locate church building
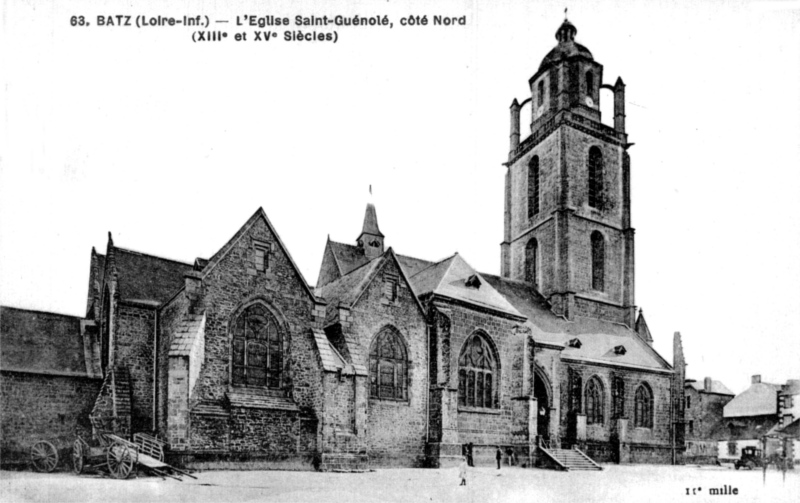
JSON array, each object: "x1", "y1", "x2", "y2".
[{"x1": 0, "y1": 19, "x2": 686, "y2": 471}]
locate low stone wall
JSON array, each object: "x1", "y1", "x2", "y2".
[
  {"x1": 167, "y1": 450, "x2": 318, "y2": 471},
  {"x1": 0, "y1": 371, "x2": 101, "y2": 469}
]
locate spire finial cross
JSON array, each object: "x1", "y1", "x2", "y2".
[{"x1": 564, "y1": 7, "x2": 568, "y2": 21}]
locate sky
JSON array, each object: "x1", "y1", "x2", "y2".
[{"x1": 1, "y1": 0, "x2": 799, "y2": 394}]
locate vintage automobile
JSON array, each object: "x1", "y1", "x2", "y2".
[{"x1": 734, "y1": 446, "x2": 764, "y2": 470}]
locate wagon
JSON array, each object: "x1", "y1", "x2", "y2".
[{"x1": 70, "y1": 416, "x2": 195, "y2": 480}]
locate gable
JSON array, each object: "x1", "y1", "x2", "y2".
[
  {"x1": 315, "y1": 249, "x2": 426, "y2": 317},
  {"x1": 350, "y1": 250, "x2": 426, "y2": 317},
  {"x1": 200, "y1": 208, "x2": 315, "y2": 302}
]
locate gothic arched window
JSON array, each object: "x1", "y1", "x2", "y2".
[
  {"x1": 525, "y1": 238, "x2": 538, "y2": 287},
  {"x1": 588, "y1": 146, "x2": 603, "y2": 209},
  {"x1": 231, "y1": 303, "x2": 282, "y2": 388},
  {"x1": 585, "y1": 376, "x2": 604, "y2": 424},
  {"x1": 634, "y1": 383, "x2": 654, "y2": 428},
  {"x1": 528, "y1": 156, "x2": 540, "y2": 218},
  {"x1": 591, "y1": 231, "x2": 605, "y2": 292},
  {"x1": 586, "y1": 71, "x2": 594, "y2": 96},
  {"x1": 458, "y1": 333, "x2": 497, "y2": 409},
  {"x1": 369, "y1": 327, "x2": 408, "y2": 400}
]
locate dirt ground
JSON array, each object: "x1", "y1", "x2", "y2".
[{"x1": 1, "y1": 464, "x2": 798, "y2": 503}]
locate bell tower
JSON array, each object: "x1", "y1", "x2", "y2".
[{"x1": 501, "y1": 18, "x2": 635, "y2": 327}]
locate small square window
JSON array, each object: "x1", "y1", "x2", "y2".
[{"x1": 255, "y1": 246, "x2": 269, "y2": 272}]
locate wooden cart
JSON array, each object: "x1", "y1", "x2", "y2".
[{"x1": 71, "y1": 417, "x2": 195, "y2": 480}]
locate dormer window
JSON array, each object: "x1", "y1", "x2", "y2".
[
  {"x1": 465, "y1": 274, "x2": 481, "y2": 289},
  {"x1": 568, "y1": 338, "x2": 582, "y2": 349},
  {"x1": 614, "y1": 345, "x2": 627, "y2": 355}
]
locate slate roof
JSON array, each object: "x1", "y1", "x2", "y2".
[
  {"x1": 724, "y1": 382, "x2": 783, "y2": 418},
  {"x1": 482, "y1": 274, "x2": 671, "y2": 371},
  {"x1": 327, "y1": 240, "x2": 435, "y2": 279},
  {"x1": 316, "y1": 256, "x2": 383, "y2": 307},
  {"x1": 410, "y1": 254, "x2": 524, "y2": 319},
  {"x1": 396, "y1": 254, "x2": 434, "y2": 277},
  {"x1": 0, "y1": 306, "x2": 90, "y2": 376},
  {"x1": 114, "y1": 248, "x2": 192, "y2": 303},
  {"x1": 775, "y1": 418, "x2": 800, "y2": 438},
  {"x1": 168, "y1": 313, "x2": 205, "y2": 356},
  {"x1": 328, "y1": 241, "x2": 372, "y2": 277},
  {"x1": 686, "y1": 378, "x2": 735, "y2": 396},
  {"x1": 311, "y1": 328, "x2": 346, "y2": 372}
]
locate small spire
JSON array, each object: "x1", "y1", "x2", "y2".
[
  {"x1": 361, "y1": 203, "x2": 383, "y2": 238},
  {"x1": 565, "y1": 7, "x2": 568, "y2": 21},
  {"x1": 107, "y1": 231, "x2": 114, "y2": 246}
]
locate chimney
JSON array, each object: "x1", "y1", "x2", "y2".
[
  {"x1": 751, "y1": 374, "x2": 761, "y2": 384},
  {"x1": 704, "y1": 377, "x2": 712, "y2": 392}
]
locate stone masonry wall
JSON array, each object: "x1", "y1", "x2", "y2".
[
  {"x1": 171, "y1": 215, "x2": 320, "y2": 463},
  {"x1": 157, "y1": 291, "x2": 188, "y2": 438},
  {"x1": 442, "y1": 302, "x2": 528, "y2": 449},
  {"x1": 348, "y1": 258, "x2": 428, "y2": 467},
  {"x1": 558, "y1": 360, "x2": 673, "y2": 457},
  {"x1": 0, "y1": 371, "x2": 101, "y2": 468},
  {"x1": 115, "y1": 302, "x2": 156, "y2": 432}
]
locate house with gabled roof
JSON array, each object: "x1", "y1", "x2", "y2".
[
  {"x1": 682, "y1": 377, "x2": 735, "y2": 464},
  {"x1": 1, "y1": 18, "x2": 688, "y2": 471}
]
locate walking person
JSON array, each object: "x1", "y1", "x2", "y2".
[
  {"x1": 496, "y1": 446, "x2": 502, "y2": 469},
  {"x1": 459, "y1": 457, "x2": 467, "y2": 486}
]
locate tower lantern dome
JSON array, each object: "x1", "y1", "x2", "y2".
[
  {"x1": 555, "y1": 18, "x2": 577, "y2": 42},
  {"x1": 538, "y1": 19, "x2": 594, "y2": 72}
]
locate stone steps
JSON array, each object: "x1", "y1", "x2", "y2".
[{"x1": 541, "y1": 447, "x2": 602, "y2": 471}]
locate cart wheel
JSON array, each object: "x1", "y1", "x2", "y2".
[
  {"x1": 734, "y1": 463, "x2": 740, "y2": 470},
  {"x1": 30, "y1": 441, "x2": 59, "y2": 472},
  {"x1": 107, "y1": 444, "x2": 134, "y2": 479},
  {"x1": 746, "y1": 460, "x2": 755, "y2": 470},
  {"x1": 72, "y1": 439, "x2": 85, "y2": 474}
]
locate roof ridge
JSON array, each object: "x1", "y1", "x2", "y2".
[
  {"x1": 0, "y1": 305, "x2": 84, "y2": 319},
  {"x1": 114, "y1": 247, "x2": 193, "y2": 267},
  {"x1": 409, "y1": 252, "x2": 458, "y2": 280}
]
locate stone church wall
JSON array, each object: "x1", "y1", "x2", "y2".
[
  {"x1": 158, "y1": 216, "x2": 321, "y2": 468},
  {"x1": 115, "y1": 302, "x2": 156, "y2": 432},
  {"x1": 0, "y1": 371, "x2": 101, "y2": 468},
  {"x1": 558, "y1": 361, "x2": 673, "y2": 462},
  {"x1": 447, "y1": 304, "x2": 526, "y2": 448},
  {"x1": 348, "y1": 258, "x2": 428, "y2": 467},
  {"x1": 157, "y1": 290, "x2": 188, "y2": 438}
]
